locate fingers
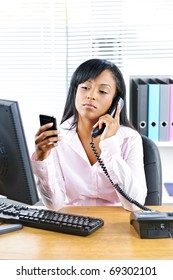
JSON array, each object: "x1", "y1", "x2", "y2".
[
  {"x1": 35, "y1": 123, "x2": 62, "y2": 161},
  {"x1": 114, "y1": 104, "x2": 121, "y2": 120},
  {"x1": 35, "y1": 130, "x2": 60, "y2": 145},
  {"x1": 35, "y1": 122, "x2": 55, "y2": 137},
  {"x1": 93, "y1": 109, "x2": 120, "y2": 130},
  {"x1": 92, "y1": 107, "x2": 121, "y2": 140},
  {"x1": 35, "y1": 122, "x2": 60, "y2": 143},
  {"x1": 93, "y1": 104, "x2": 121, "y2": 128}
]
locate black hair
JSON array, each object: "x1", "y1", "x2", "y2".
[{"x1": 60, "y1": 58, "x2": 133, "y2": 129}]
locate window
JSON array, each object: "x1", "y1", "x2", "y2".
[
  {"x1": 0, "y1": 0, "x2": 173, "y2": 152},
  {"x1": 0, "y1": 0, "x2": 67, "y2": 151}
]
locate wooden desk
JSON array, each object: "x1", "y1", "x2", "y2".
[{"x1": 0, "y1": 205, "x2": 173, "y2": 260}]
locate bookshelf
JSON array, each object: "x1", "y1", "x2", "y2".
[
  {"x1": 156, "y1": 142, "x2": 173, "y2": 148},
  {"x1": 123, "y1": 58, "x2": 173, "y2": 205}
]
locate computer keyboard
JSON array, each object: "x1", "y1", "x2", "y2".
[{"x1": 0, "y1": 202, "x2": 104, "y2": 236}]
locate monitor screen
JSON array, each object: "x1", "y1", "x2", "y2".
[{"x1": 0, "y1": 99, "x2": 39, "y2": 205}]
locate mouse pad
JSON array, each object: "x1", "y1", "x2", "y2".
[{"x1": 164, "y1": 183, "x2": 173, "y2": 196}]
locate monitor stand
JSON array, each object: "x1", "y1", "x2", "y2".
[{"x1": 0, "y1": 223, "x2": 23, "y2": 235}]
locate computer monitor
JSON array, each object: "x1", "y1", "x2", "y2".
[{"x1": 0, "y1": 99, "x2": 39, "y2": 205}]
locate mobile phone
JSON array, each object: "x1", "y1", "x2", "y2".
[{"x1": 39, "y1": 114, "x2": 57, "y2": 130}]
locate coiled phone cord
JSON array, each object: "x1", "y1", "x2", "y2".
[{"x1": 90, "y1": 139, "x2": 152, "y2": 211}]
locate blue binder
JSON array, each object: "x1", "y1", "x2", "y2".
[
  {"x1": 147, "y1": 79, "x2": 160, "y2": 141},
  {"x1": 156, "y1": 79, "x2": 170, "y2": 141}
]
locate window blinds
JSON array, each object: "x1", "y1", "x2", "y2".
[
  {"x1": 0, "y1": 0, "x2": 173, "y2": 151},
  {"x1": 67, "y1": 0, "x2": 173, "y2": 80},
  {"x1": 0, "y1": 0, "x2": 67, "y2": 151}
]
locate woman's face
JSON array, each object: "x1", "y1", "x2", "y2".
[{"x1": 75, "y1": 69, "x2": 117, "y2": 122}]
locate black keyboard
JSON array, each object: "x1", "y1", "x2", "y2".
[{"x1": 0, "y1": 202, "x2": 104, "y2": 236}]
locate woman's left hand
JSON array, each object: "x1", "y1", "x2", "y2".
[{"x1": 93, "y1": 105, "x2": 121, "y2": 140}]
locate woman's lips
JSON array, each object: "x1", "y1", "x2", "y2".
[{"x1": 83, "y1": 103, "x2": 97, "y2": 109}]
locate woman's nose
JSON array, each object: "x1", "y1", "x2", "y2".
[
  {"x1": 87, "y1": 89, "x2": 96, "y2": 100},
  {"x1": 87, "y1": 96, "x2": 95, "y2": 100}
]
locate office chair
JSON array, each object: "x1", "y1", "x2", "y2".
[{"x1": 141, "y1": 135, "x2": 162, "y2": 205}]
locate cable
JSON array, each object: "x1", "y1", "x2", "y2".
[
  {"x1": 90, "y1": 139, "x2": 152, "y2": 211},
  {"x1": 168, "y1": 229, "x2": 173, "y2": 239}
]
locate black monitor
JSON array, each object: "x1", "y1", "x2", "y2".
[{"x1": 0, "y1": 99, "x2": 39, "y2": 205}]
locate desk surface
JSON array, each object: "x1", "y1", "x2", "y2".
[{"x1": 0, "y1": 205, "x2": 173, "y2": 260}]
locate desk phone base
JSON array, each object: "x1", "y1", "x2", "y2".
[
  {"x1": 0, "y1": 202, "x2": 104, "y2": 236},
  {"x1": 130, "y1": 211, "x2": 173, "y2": 238}
]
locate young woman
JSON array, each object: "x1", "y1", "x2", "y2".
[{"x1": 31, "y1": 59, "x2": 147, "y2": 211}]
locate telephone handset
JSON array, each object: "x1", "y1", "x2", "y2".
[{"x1": 91, "y1": 96, "x2": 124, "y2": 138}]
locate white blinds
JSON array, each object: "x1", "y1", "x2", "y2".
[
  {"x1": 67, "y1": 0, "x2": 173, "y2": 80},
  {"x1": 0, "y1": 0, "x2": 67, "y2": 151},
  {"x1": 0, "y1": 0, "x2": 173, "y2": 151}
]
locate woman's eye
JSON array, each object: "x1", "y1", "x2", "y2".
[
  {"x1": 81, "y1": 86, "x2": 89, "y2": 90},
  {"x1": 99, "y1": 90, "x2": 107, "y2": 94}
]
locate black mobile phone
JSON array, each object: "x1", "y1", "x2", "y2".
[
  {"x1": 39, "y1": 114, "x2": 57, "y2": 130},
  {"x1": 91, "y1": 96, "x2": 124, "y2": 138}
]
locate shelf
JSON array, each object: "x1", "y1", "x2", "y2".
[{"x1": 155, "y1": 141, "x2": 173, "y2": 147}]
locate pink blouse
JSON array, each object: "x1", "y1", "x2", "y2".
[{"x1": 31, "y1": 117, "x2": 147, "y2": 211}]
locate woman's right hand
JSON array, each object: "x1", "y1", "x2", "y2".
[{"x1": 34, "y1": 123, "x2": 61, "y2": 161}]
